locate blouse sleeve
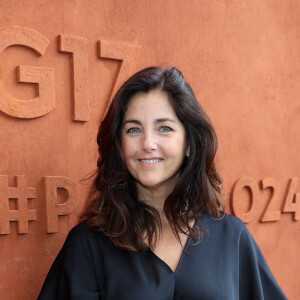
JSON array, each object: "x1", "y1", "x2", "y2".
[
  {"x1": 38, "y1": 222, "x2": 101, "y2": 300},
  {"x1": 238, "y1": 226, "x2": 288, "y2": 300}
]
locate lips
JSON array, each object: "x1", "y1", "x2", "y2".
[
  {"x1": 139, "y1": 159, "x2": 163, "y2": 164},
  {"x1": 137, "y1": 158, "x2": 164, "y2": 167}
]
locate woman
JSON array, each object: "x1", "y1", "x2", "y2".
[{"x1": 38, "y1": 67, "x2": 287, "y2": 299}]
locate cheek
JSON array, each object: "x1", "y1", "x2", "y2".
[
  {"x1": 162, "y1": 137, "x2": 187, "y2": 158},
  {"x1": 122, "y1": 138, "x2": 135, "y2": 159}
]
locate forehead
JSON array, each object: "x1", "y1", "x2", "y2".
[{"x1": 124, "y1": 90, "x2": 178, "y2": 119}]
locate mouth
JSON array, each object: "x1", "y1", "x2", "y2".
[{"x1": 138, "y1": 158, "x2": 164, "y2": 164}]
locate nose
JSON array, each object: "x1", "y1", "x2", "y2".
[{"x1": 142, "y1": 132, "x2": 157, "y2": 153}]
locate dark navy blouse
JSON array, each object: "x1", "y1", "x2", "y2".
[{"x1": 38, "y1": 214, "x2": 287, "y2": 299}]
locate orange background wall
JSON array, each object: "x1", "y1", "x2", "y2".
[{"x1": 0, "y1": 1, "x2": 299, "y2": 299}]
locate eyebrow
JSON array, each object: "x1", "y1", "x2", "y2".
[{"x1": 123, "y1": 118, "x2": 177, "y2": 125}]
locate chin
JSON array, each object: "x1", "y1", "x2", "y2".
[{"x1": 136, "y1": 178, "x2": 162, "y2": 189}]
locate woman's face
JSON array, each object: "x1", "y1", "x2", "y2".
[{"x1": 121, "y1": 89, "x2": 189, "y2": 193}]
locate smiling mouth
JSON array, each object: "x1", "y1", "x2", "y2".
[{"x1": 139, "y1": 159, "x2": 163, "y2": 164}]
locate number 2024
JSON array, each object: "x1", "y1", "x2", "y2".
[{"x1": 230, "y1": 177, "x2": 299, "y2": 223}]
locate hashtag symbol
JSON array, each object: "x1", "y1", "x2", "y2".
[{"x1": 0, "y1": 175, "x2": 36, "y2": 234}]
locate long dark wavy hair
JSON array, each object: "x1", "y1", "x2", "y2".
[{"x1": 82, "y1": 66, "x2": 225, "y2": 252}]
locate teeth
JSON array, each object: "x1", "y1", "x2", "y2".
[{"x1": 140, "y1": 159, "x2": 162, "y2": 163}]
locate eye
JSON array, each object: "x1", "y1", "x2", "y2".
[
  {"x1": 159, "y1": 126, "x2": 172, "y2": 133},
  {"x1": 126, "y1": 127, "x2": 141, "y2": 134}
]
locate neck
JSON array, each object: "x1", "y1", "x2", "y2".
[{"x1": 136, "y1": 183, "x2": 175, "y2": 219}]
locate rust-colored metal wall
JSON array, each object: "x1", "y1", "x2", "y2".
[{"x1": 0, "y1": 1, "x2": 299, "y2": 299}]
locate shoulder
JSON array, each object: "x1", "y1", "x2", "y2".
[
  {"x1": 199, "y1": 213, "x2": 255, "y2": 248},
  {"x1": 200, "y1": 214, "x2": 287, "y2": 298},
  {"x1": 64, "y1": 220, "x2": 90, "y2": 245},
  {"x1": 203, "y1": 213, "x2": 265, "y2": 257},
  {"x1": 63, "y1": 220, "x2": 109, "y2": 254},
  {"x1": 67, "y1": 219, "x2": 89, "y2": 238},
  {"x1": 203, "y1": 213, "x2": 247, "y2": 235},
  {"x1": 38, "y1": 221, "x2": 103, "y2": 298}
]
